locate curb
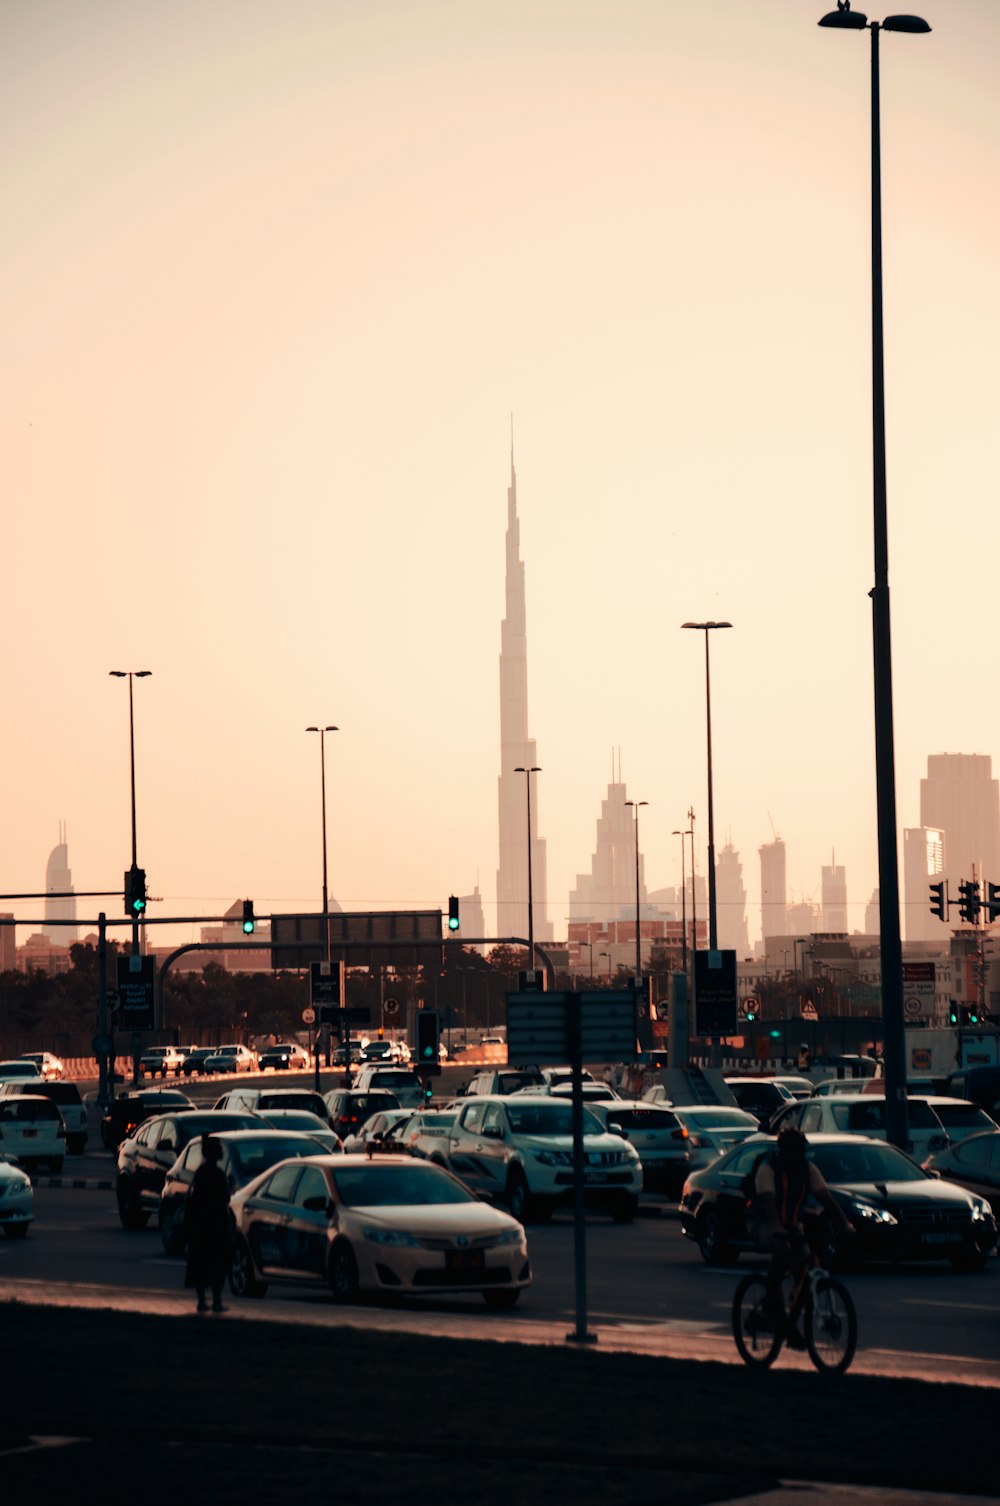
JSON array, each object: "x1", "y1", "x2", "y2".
[{"x1": 30, "y1": 1178, "x2": 113, "y2": 1191}]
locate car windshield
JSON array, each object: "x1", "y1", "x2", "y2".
[
  {"x1": 838, "y1": 1100, "x2": 941, "y2": 1131},
  {"x1": 931, "y1": 1104, "x2": 994, "y2": 1130},
  {"x1": 230, "y1": 1137, "x2": 324, "y2": 1179},
  {"x1": 262, "y1": 1112, "x2": 326, "y2": 1130},
  {"x1": 332, "y1": 1163, "x2": 473, "y2": 1207},
  {"x1": 810, "y1": 1142, "x2": 926, "y2": 1184},
  {"x1": 680, "y1": 1110, "x2": 756, "y2": 1129},
  {"x1": 505, "y1": 1103, "x2": 603, "y2": 1136},
  {"x1": 364, "y1": 1072, "x2": 416, "y2": 1088},
  {"x1": 0, "y1": 1063, "x2": 41, "y2": 1077},
  {"x1": 175, "y1": 1114, "x2": 257, "y2": 1146},
  {"x1": 607, "y1": 1108, "x2": 677, "y2": 1131}
]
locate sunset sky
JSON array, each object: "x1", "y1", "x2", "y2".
[{"x1": 3, "y1": 0, "x2": 997, "y2": 950}]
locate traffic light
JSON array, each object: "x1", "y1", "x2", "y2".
[
  {"x1": 242, "y1": 899, "x2": 255, "y2": 934},
  {"x1": 744, "y1": 1002, "x2": 757, "y2": 1022},
  {"x1": 949, "y1": 1000, "x2": 960, "y2": 1026},
  {"x1": 988, "y1": 884, "x2": 1000, "y2": 923},
  {"x1": 377, "y1": 1026, "x2": 384, "y2": 1039},
  {"x1": 124, "y1": 866, "x2": 147, "y2": 917},
  {"x1": 447, "y1": 895, "x2": 460, "y2": 932},
  {"x1": 929, "y1": 881, "x2": 946, "y2": 922},
  {"x1": 968, "y1": 1005, "x2": 981, "y2": 1026},
  {"x1": 958, "y1": 880, "x2": 981, "y2": 925},
  {"x1": 415, "y1": 1009, "x2": 440, "y2": 1067}
]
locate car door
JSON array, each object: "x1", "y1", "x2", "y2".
[
  {"x1": 716, "y1": 1141, "x2": 769, "y2": 1243},
  {"x1": 447, "y1": 1100, "x2": 495, "y2": 1194},
  {"x1": 245, "y1": 1162, "x2": 304, "y2": 1274},
  {"x1": 281, "y1": 1164, "x2": 333, "y2": 1278}
]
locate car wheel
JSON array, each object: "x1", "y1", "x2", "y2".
[
  {"x1": 528, "y1": 1195, "x2": 555, "y2": 1223},
  {"x1": 67, "y1": 1136, "x2": 86, "y2": 1155},
  {"x1": 610, "y1": 1193, "x2": 639, "y2": 1224},
  {"x1": 159, "y1": 1200, "x2": 187, "y2": 1255},
  {"x1": 505, "y1": 1169, "x2": 529, "y2": 1224},
  {"x1": 482, "y1": 1288, "x2": 521, "y2": 1310},
  {"x1": 697, "y1": 1206, "x2": 735, "y2": 1265},
  {"x1": 229, "y1": 1236, "x2": 267, "y2": 1298},
  {"x1": 948, "y1": 1248, "x2": 991, "y2": 1273},
  {"x1": 50, "y1": 1158, "x2": 64, "y2": 1175},
  {"x1": 2, "y1": 1223, "x2": 29, "y2": 1239},
  {"x1": 328, "y1": 1241, "x2": 359, "y2": 1303},
  {"x1": 117, "y1": 1180, "x2": 150, "y2": 1230}
]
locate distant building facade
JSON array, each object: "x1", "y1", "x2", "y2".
[
  {"x1": 759, "y1": 838, "x2": 788, "y2": 945},
  {"x1": 44, "y1": 823, "x2": 78, "y2": 946},
  {"x1": 920, "y1": 752, "x2": 1000, "y2": 899},
  {"x1": 903, "y1": 826, "x2": 946, "y2": 944},
  {"x1": 569, "y1": 779, "x2": 645, "y2": 925},
  {"x1": 821, "y1": 856, "x2": 848, "y2": 933},
  {"x1": 715, "y1": 841, "x2": 751, "y2": 957}
]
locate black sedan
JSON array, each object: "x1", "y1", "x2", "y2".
[
  {"x1": 924, "y1": 1130, "x2": 1000, "y2": 1218},
  {"x1": 679, "y1": 1133, "x2": 997, "y2": 1271}
]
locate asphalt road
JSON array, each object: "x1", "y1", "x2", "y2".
[{"x1": 8, "y1": 1076, "x2": 999, "y2": 1379}]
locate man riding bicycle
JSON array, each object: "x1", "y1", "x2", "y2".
[{"x1": 753, "y1": 1127, "x2": 852, "y2": 1344}]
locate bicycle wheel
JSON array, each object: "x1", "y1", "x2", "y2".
[
  {"x1": 805, "y1": 1275, "x2": 857, "y2": 1374},
  {"x1": 732, "y1": 1275, "x2": 783, "y2": 1368}
]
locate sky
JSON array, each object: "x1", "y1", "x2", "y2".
[{"x1": 3, "y1": 0, "x2": 999, "y2": 952}]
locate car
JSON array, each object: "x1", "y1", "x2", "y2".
[
  {"x1": 640, "y1": 1084, "x2": 672, "y2": 1106},
  {"x1": 116, "y1": 1109, "x2": 260, "y2": 1228},
  {"x1": 213, "y1": 1087, "x2": 332, "y2": 1122},
  {"x1": 254, "y1": 1109, "x2": 343, "y2": 1154},
  {"x1": 679, "y1": 1132, "x2": 997, "y2": 1271},
  {"x1": 0, "y1": 1079, "x2": 88, "y2": 1153},
  {"x1": 387, "y1": 1109, "x2": 459, "y2": 1164},
  {"x1": 341, "y1": 1108, "x2": 414, "y2": 1153},
  {"x1": 0, "y1": 1060, "x2": 43, "y2": 1084},
  {"x1": 18, "y1": 1051, "x2": 64, "y2": 1081},
  {"x1": 442, "y1": 1093, "x2": 643, "y2": 1223},
  {"x1": 723, "y1": 1077, "x2": 795, "y2": 1127},
  {"x1": 158, "y1": 1127, "x2": 340, "y2": 1253},
  {"x1": 924, "y1": 1131, "x2": 1000, "y2": 1217},
  {"x1": 100, "y1": 1089, "x2": 196, "y2": 1150},
  {"x1": 203, "y1": 1044, "x2": 257, "y2": 1075},
  {"x1": 946, "y1": 1066, "x2": 1000, "y2": 1122},
  {"x1": 181, "y1": 1048, "x2": 217, "y2": 1077},
  {"x1": 811, "y1": 1078, "x2": 881, "y2": 1098},
  {"x1": 540, "y1": 1066, "x2": 597, "y2": 1088},
  {"x1": 0, "y1": 1155, "x2": 33, "y2": 1238},
  {"x1": 463, "y1": 1069, "x2": 546, "y2": 1098},
  {"x1": 139, "y1": 1046, "x2": 186, "y2": 1078},
  {"x1": 669, "y1": 1106, "x2": 761, "y2": 1171},
  {"x1": 588, "y1": 1100, "x2": 691, "y2": 1196},
  {"x1": 351, "y1": 1064, "x2": 427, "y2": 1108},
  {"x1": 228, "y1": 1153, "x2": 532, "y2": 1308},
  {"x1": 258, "y1": 1042, "x2": 311, "y2": 1072},
  {"x1": 769, "y1": 1093, "x2": 949, "y2": 1163},
  {"x1": 359, "y1": 1040, "x2": 396, "y2": 1064},
  {"x1": 911, "y1": 1097, "x2": 997, "y2": 1146},
  {"x1": 810, "y1": 1054, "x2": 879, "y2": 1079},
  {"x1": 0, "y1": 1094, "x2": 65, "y2": 1172},
  {"x1": 768, "y1": 1076, "x2": 817, "y2": 1101},
  {"x1": 323, "y1": 1089, "x2": 401, "y2": 1141}
]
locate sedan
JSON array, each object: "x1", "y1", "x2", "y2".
[
  {"x1": 255, "y1": 1109, "x2": 343, "y2": 1154},
  {"x1": 670, "y1": 1106, "x2": 760, "y2": 1172},
  {"x1": 0, "y1": 1155, "x2": 34, "y2": 1237},
  {"x1": 258, "y1": 1043, "x2": 310, "y2": 1072},
  {"x1": 18, "y1": 1052, "x2": 64, "y2": 1081},
  {"x1": 229, "y1": 1153, "x2": 531, "y2": 1308},
  {"x1": 924, "y1": 1131, "x2": 1000, "y2": 1218},
  {"x1": 203, "y1": 1045, "x2": 257, "y2": 1075},
  {"x1": 679, "y1": 1133, "x2": 997, "y2": 1270}
]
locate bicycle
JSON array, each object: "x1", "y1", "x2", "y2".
[{"x1": 732, "y1": 1252, "x2": 857, "y2": 1374}]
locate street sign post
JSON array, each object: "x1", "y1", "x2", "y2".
[
  {"x1": 301, "y1": 1006, "x2": 316, "y2": 1025},
  {"x1": 115, "y1": 955, "x2": 155, "y2": 1032},
  {"x1": 693, "y1": 950, "x2": 737, "y2": 1037},
  {"x1": 383, "y1": 997, "x2": 401, "y2": 1019}
]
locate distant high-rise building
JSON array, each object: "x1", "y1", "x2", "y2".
[
  {"x1": 44, "y1": 823, "x2": 77, "y2": 946},
  {"x1": 495, "y1": 435, "x2": 551, "y2": 943},
  {"x1": 903, "y1": 827, "x2": 946, "y2": 944},
  {"x1": 0, "y1": 915, "x2": 15, "y2": 972},
  {"x1": 920, "y1": 753, "x2": 1000, "y2": 896},
  {"x1": 821, "y1": 854, "x2": 848, "y2": 933},
  {"x1": 759, "y1": 837, "x2": 787, "y2": 944},
  {"x1": 569, "y1": 771, "x2": 645, "y2": 924},
  {"x1": 716, "y1": 841, "x2": 750, "y2": 956},
  {"x1": 787, "y1": 900, "x2": 819, "y2": 936},
  {"x1": 865, "y1": 888, "x2": 881, "y2": 935},
  {"x1": 457, "y1": 886, "x2": 486, "y2": 944}
]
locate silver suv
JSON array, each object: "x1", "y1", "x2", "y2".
[
  {"x1": 442, "y1": 1093, "x2": 642, "y2": 1223},
  {"x1": 351, "y1": 1064, "x2": 426, "y2": 1108}
]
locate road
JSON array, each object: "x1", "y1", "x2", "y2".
[{"x1": 5, "y1": 1074, "x2": 999, "y2": 1382}]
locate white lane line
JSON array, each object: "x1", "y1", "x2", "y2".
[{"x1": 900, "y1": 1298, "x2": 1000, "y2": 1314}]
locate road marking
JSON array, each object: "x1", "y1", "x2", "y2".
[{"x1": 900, "y1": 1298, "x2": 1000, "y2": 1314}]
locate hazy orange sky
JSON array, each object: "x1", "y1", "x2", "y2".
[{"x1": 3, "y1": 1, "x2": 997, "y2": 949}]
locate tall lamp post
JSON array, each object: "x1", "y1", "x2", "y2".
[
  {"x1": 307, "y1": 724, "x2": 338, "y2": 1086},
  {"x1": 793, "y1": 937, "x2": 809, "y2": 984},
  {"x1": 625, "y1": 800, "x2": 648, "y2": 986},
  {"x1": 514, "y1": 766, "x2": 541, "y2": 972},
  {"x1": 581, "y1": 940, "x2": 594, "y2": 983},
  {"x1": 672, "y1": 826, "x2": 693, "y2": 977},
  {"x1": 109, "y1": 669, "x2": 151, "y2": 954},
  {"x1": 818, "y1": 5, "x2": 930, "y2": 1151},
  {"x1": 599, "y1": 950, "x2": 613, "y2": 982},
  {"x1": 681, "y1": 622, "x2": 731, "y2": 951}
]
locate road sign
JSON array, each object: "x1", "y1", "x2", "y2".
[
  {"x1": 505, "y1": 991, "x2": 637, "y2": 1065},
  {"x1": 383, "y1": 997, "x2": 401, "y2": 1018},
  {"x1": 694, "y1": 949, "x2": 738, "y2": 1036},
  {"x1": 302, "y1": 1006, "x2": 316, "y2": 1025},
  {"x1": 738, "y1": 996, "x2": 760, "y2": 1020},
  {"x1": 310, "y1": 960, "x2": 342, "y2": 1007},
  {"x1": 800, "y1": 999, "x2": 819, "y2": 1021},
  {"x1": 115, "y1": 955, "x2": 155, "y2": 1031}
]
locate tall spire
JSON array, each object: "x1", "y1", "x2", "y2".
[{"x1": 496, "y1": 427, "x2": 551, "y2": 942}]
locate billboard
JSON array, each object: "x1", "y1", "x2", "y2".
[{"x1": 271, "y1": 911, "x2": 443, "y2": 971}]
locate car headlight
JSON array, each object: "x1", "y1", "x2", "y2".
[
  {"x1": 361, "y1": 1226, "x2": 418, "y2": 1247},
  {"x1": 492, "y1": 1227, "x2": 523, "y2": 1246},
  {"x1": 849, "y1": 1200, "x2": 897, "y2": 1225},
  {"x1": 971, "y1": 1200, "x2": 990, "y2": 1222},
  {"x1": 534, "y1": 1149, "x2": 574, "y2": 1167}
]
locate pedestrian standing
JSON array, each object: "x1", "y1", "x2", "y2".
[{"x1": 184, "y1": 1134, "x2": 231, "y2": 1313}]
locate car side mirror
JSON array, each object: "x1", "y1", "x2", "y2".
[
  {"x1": 302, "y1": 1195, "x2": 328, "y2": 1212},
  {"x1": 482, "y1": 1125, "x2": 503, "y2": 1140}
]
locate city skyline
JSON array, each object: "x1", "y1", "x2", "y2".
[{"x1": 4, "y1": 2, "x2": 998, "y2": 952}]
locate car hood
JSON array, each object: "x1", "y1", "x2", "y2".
[
  {"x1": 833, "y1": 1177, "x2": 979, "y2": 1209},
  {"x1": 346, "y1": 1202, "x2": 520, "y2": 1236},
  {"x1": 515, "y1": 1132, "x2": 630, "y2": 1154}
]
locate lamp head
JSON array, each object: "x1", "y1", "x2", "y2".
[
  {"x1": 818, "y1": 5, "x2": 868, "y2": 27},
  {"x1": 882, "y1": 15, "x2": 931, "y2": 32}
]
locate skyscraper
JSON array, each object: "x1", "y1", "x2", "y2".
[
  {"x1": 920, "y1": 754, "x2": 1000, "y2": 894},
  {"x1": 759, "y1": 837, "x2": 787, "y2": 945},
  {"x1": 716, "y1": 840, "x2": 750, "y2": 955},
  {"x1": 496, "y1": 436, "x2": 551, "y2": 943},
  {"x1": 903, "y1": 827, "x2": 946, "y2": 943},
  {"x1": 569, "y1": 768, "x2": 643, "y2": 924},
  {"x1": 44, "y1": 822, "x2": 77, "y2": 945},
  {"x1": 821, "y1": 854, "x2": 848, "y2": 933}
]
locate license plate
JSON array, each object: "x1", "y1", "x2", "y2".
[
  {"x1": 584, "y1": 1172, "x2": 609, "y2": 1184},
  {"x1": 446, "y1": 1249, "x2": 485, "y2": 1270},
  {"x1": 921, "y1": 1232, "x2": 962, "y2": 1245},
  {"x1": 22, "y1": 1129, "x2": 37, "y2": 1139}
]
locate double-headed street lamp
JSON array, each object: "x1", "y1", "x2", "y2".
[
  {"x1": 625, "y1": 800, "x2": 648, "y2": 987},
  {"x1": 306, "y1": 726, "x2": 338, "y2": 966},
  {"x1": 681, "y1": 623, "x2": 731, "y2": 952},
  {"x1": 672, "y1": 825, "x2": 693, "y2": 976},
  {"x1": 514, "y1": 766, "x2": 541, "y2": 972},
  {"x1": 110, "y1": 669, "x2": 151, "y2": 953},
  {"x1": 599, "y1": 950, "x2": 613, "y2": 982},
  {"x1": 818, "y1": 4, "x2": 930, "y2": 1150}
]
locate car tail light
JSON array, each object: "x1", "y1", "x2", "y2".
[
  {"x1": 672, "y1": 1127, "x2": 689, "y2": 1141},
  {"x1": 688, "y1": 1134, "x2": 709, "y2": 1148}
]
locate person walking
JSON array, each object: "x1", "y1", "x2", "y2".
[{"x1": 184, "y1": 1134, "x2": 232, "y2": 1313}]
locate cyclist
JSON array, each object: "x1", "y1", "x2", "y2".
[{"x1": 753, "y1": 1127, "x2": 852, "y2": 1345}]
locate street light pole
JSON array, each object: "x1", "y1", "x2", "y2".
[
  {"x1": 625, "y1": 800, "x2": 648, "y2": 986},
  {"x1": 818, "y1": 5, "x2": 930, "y2": 1150},
  {"x1": 109, "y1": 670, "x2": 151, "y2": 955},
  {"x1": 306, "y1": 726, "x2": 338, "y2": 964},
  {"x1": 599, "y1": 950, "x2": 612, "y2": 982},
  {"x1": 681, "y1": 622, "x2": 731, "y2": 952},
  {"x1": 514, "y1": 766, "x2": 541, "y2": 972},
  {"x1": 672, "y1": 827, "x2": 692, "y2": 977}
]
